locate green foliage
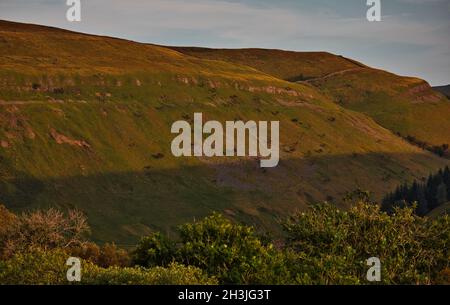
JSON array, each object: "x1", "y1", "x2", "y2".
[
  {"x1": 0, "y1": 249, "x2": 216, "y2": 285},
  {"x1": 283, "y1": 202, "x2": 450, "y2": 284},
  {"x1": 132, "y1": 233, "x2": 176, "y2": 267},
  {"x1": 1, "y1": 203, "x2": 449, "y2": 285},
  {"x1": 82, "y1": 263, "x2": 217, "y2": 285},
  {"x1": 133, "y1": 206, "x2": 450, "y2": 284},
  {"x1": 0, "y1": 249, "x2": 70, "y2": 285},
  {"x1": 133, "y1": 213, "x2": 290, "y2": 284},
  {"x1": 176, "y1": 213, "x2": 268, "y2": 284}
]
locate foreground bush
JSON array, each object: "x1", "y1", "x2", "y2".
[
  {"x1": 0, "y1": 249, "x2": 217, "y2": 285},
  {"x1": 0, "y1": 206, "x2": 89, "y2": 259},
  {"x1": 283, "y1": 202, "x2": 450, "y2": 284},
  {"x1": 134, "y1": 203, "x2": 450, "y2": 285},
  {"x1": 69, "y1": 242, "x2": 131, "y2": 268},
  {"x1": 133, "y1": 213, "x2": 291, "y2": 284},
  {"x1": 2, "y1": 202, "x2": 448, "y2": 285},
  {"x1": 0, "y1": 205, "x2": 132, "y2": 267},
  {"x1": 83, "y1": 263, "x2": 217, "y2": 285}
]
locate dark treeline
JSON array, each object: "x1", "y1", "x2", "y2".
[{"x1": 382, "y1": 166, "x2": 450, "y2": 216}]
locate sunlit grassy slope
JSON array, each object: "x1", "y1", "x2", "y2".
[
  {"x1": 174, "y1": 47, "x2": 450, "y2": 148},
  {"x1": 169, "y1": 47, "x2": 364, "y2": 81},
  {"x1": 309, "y1": 69, "x2": 450, "y2": 147},
  {"x1": 1, "y1": 21, "x2": 449, "y2": 244}
]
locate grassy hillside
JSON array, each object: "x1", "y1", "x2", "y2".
[
  {"x1": 169, "y1": 47, "x2": 364, "y2": 82},
  {"x1": 309, "y1": 69, "x2": 450, "y2": 148},
  {"x1": 1, "y1": 20, "x2": 449, "y2": 244},
  {"x1": 173, "y1": 47, "x2": 450, "y2": 149}
]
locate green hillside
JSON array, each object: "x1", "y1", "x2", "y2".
[
  {"x1": 309, "y1": 69, "x2": 450, "y2": 148},
  {"x1": 169, "y1": 47, "x2": 364, "y2": 82},
  {"x1": 1, "y1": 20, "x2": 449, "y2": 244},
  {"x1": 173, "y1": 47, "x2": 450, "y2": 150}
]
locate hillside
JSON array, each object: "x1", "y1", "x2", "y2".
[
  {"x1": 309, "y1": 69, "x2": 450, "y2": 149},
  {"x1": 169, "y1": 47, "x2": 365, "y2": 82},
  {"x1": 433, "y1": 85, "x2": 450, "y2": 99},
  {"x1": 1, "y1": 20, "x2": 449, "y2": 244},
  {"x1": 173, "y1": 47, "x2": 450, "y2": 150}
]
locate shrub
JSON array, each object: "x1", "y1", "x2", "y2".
[
  {"x1": 0, "y1": 249, "x2": 70, "y2": 285},
  {"x1": 133, "y1": 213, "x2": 289, "y2": 284},
  {"x1": 132, "y1": 232, "x2": 176, "y2": 267},
  {"x1": 283, "y1": 202, "x2": 450, "y2": 284},
  {"x1": 0, "y1": 249, "x2": 216, "y2": 285},
  {"x1": 0, "y1": 207, "x2": 90, "y2": 259},
  {"x1": 83, "y1": 263, "x2": 217, "y2": 285},
  {"x1": 175, "y1": 213, "x2": 280, "y2": 284},
  {"x1": 69, "y1": 242, "x2": 131, "y2": 268}
]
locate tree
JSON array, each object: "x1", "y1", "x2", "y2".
[
  {"x1": 0, "y1": 207, "x2": 90, "y2": 259},
  {"x1": 382, "y1": 167, "x2": 450, "y2": 215},
  {"x1": 133, "y1": 213, "x2": 291, "y2": 284},
  {"x1": 443, "y1": 166, "x2": 450, "y2": 202},
  {"x1": 436, "y1": 182, "x2": 448, "y2": 207},
  {"x1": 416, "y1": 186, "x2": 429, "y2": 216}
]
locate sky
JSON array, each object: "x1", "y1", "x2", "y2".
[{"x1": 0, "y1": 0, "x2": 449, "y2": 85}]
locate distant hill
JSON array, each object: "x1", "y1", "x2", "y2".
[
  {"x1": 433, "y1": 85, "x2": 450, "y2": 99},
  {"x1": 1, "y1": 20, "x2": 449, "y2": 244}
]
